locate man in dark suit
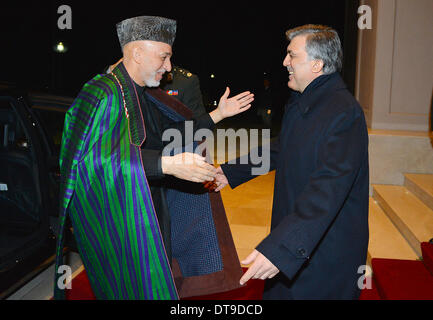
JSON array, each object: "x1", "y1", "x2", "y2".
[{"x1": 215, "y1": 24, "x2": 369, "y2": 299}]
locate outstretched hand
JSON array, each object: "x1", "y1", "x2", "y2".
[
  {"x1": 210, "y1": 87, "x2": 254, "y2": 124},
  {"x1": 239, "y1": 249, "x2": 279, "y2": 285},
  {"x1": 218, "y1": 87, "x2": 254, "y2": 118}
]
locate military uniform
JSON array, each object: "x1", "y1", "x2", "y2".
[{"x1": 160, "y1": 66, "x2": 206, "y2": 118}]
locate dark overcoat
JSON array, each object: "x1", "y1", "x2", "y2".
[{"x1": 221, "y1": 73, "x2": 369, "y2": 299}]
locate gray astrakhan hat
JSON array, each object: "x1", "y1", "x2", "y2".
[{"x1": 116, "y1": 15, "x2": 177, "y2": 48}]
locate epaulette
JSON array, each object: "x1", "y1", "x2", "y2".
[{"x1": 174, "y1": 67, "x2": 193, "y2": 78}]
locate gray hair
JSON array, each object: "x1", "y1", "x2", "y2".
[{"x1": 286, "y1": 24, "x2": 343, "y2": 74}]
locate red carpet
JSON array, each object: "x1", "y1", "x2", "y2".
[
  {"x1": 372, "y1": 257, "x2": 433, "y2": 300},
  {"x1": 65, "y1": 269, "x2": 95, "y2": 300},
  {"x1": 358, "y1": 277, "x2": 381, "y2": 300},
  {"x1": 63, "y1": 245, "x2": 433, "y2": 300},
  {"x1": 63, "y1": 244, "x2": 433, "y2": 300},
  {"x1": 65, "y1": 267, "x2": 381, "y2": 300},
  {"x1": 369, "y1": 242, "x2": 433, "y2": 300}
]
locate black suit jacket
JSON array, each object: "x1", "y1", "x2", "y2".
[{"x1": 221, "y1": 73, "x2": 369, "y2": 299}]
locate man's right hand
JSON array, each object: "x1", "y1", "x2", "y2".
[{"x1": 161, "y1": 152, "x2": 217, "y2": 183}]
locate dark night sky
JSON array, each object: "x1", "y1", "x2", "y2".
[{"x1": 0, "y1": 0, "x2": 352, "y2": 106}]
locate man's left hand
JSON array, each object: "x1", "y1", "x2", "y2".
[{"x1": 239, "y1": 249, "x2": 279, "y2": 285}]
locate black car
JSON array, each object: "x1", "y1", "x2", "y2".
[{"x1": 0, "y1": 85, "x2": 76, "y2": 298}]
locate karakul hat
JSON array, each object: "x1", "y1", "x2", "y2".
[{"x1": 116, "y1": 15, "x2": 177, "y2": 48}]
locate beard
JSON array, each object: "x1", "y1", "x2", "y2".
[
  {"x1": 144, "y1": 77, "x2": 160, "y2": 88},
  {"x1": 143, "y1": 68, "x2": 165, "y2": 87}
]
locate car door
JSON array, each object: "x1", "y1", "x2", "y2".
[{"x1": 0, "y1": 94, "x2": 52, "y2": 292}]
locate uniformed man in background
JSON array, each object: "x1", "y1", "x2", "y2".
[{"x1": 160, "y1": 66, "x2": 206, "y2": 118}]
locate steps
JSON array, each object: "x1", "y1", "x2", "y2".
[
  {"x1": 367, "y1": 198, "x2": 418, "y2": 263},
  {"x1": 404, "y1": 174, "x2": 433, "y2": 212},
  {"x1": 372, "y1": 182, "x2": 433, "y2": 257},
  {"x1": 364, "y1": 173, "x2": 433, "y2": 300}
]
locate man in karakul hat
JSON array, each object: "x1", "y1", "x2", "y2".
[{"x1": 54, "y1": 15, "x2": 254, "y2": 300}]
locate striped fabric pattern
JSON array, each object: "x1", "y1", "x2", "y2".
[{"x1": 54, "y1": 66, "x2": 178, "y2": 299}]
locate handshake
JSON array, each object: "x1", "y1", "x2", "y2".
[
  {"x1": 161, "y1": 152, "x2": 228, "y2": 192},
  {"x1": 161, "y1": 152, "x2": 280, "y2": 284}
]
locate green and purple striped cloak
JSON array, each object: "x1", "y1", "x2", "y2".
[
  {"x1": 54, "y1": 64, "x2": 243, "y2": 300},
  {"x1": 54, "y1": 66, "x2": 178, "y2": 299}
]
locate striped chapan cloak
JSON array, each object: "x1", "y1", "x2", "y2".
[{"x1": 54, "y1": 63, "x2": 242, "y2": 299}]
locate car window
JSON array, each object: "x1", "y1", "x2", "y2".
[
  {"x1": 0, "y1": 99, "x2": 32, "y2": 154},
  {"x1": 0, "y1": 98, "x2": 40, "y2": 222},
  {"x1": 31, "y1": 106, "x2": 66, "y2": 156}
]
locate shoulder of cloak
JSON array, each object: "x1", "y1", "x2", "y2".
[
  {"x1": 74, "y1": 73, "x2": 120, "y2": 106},
  {"x1": 62, "y1": 73, "x2": 121, "y2": 137},
  {"x1": 60, "y1": 73, "x2": 121, "y2": 176}
]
